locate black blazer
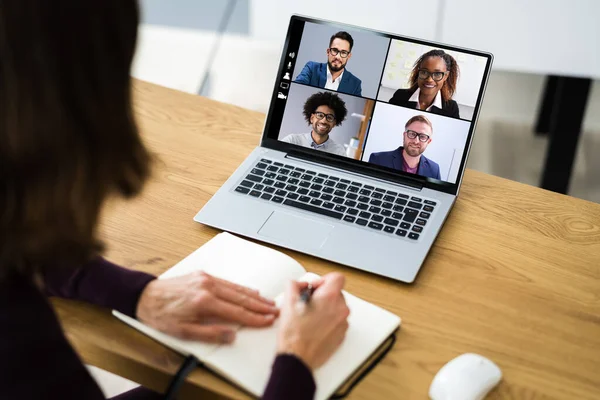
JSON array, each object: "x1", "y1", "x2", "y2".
[{"x1": 388, "y1": 88, "x2": 460, "y2": 119}]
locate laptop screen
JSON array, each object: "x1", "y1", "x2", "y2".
[{"x1": 264, "y1": 16, "x2": 492, "y2": 191}]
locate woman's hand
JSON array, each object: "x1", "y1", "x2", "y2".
[
  {"x1": 136, "y1": 271, "x2": 279, "y2": 344},
  {"x1": 276, "y1": 272, "x2": 350, "y2": 370}
]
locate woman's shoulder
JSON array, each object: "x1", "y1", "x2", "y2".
[{"x1": 389, "y1": 88, "x2": 415, "y2": 104}]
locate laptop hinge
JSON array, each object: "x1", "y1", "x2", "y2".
[{"x1": 285, "y1": 150, "x2": 424, "y2": 191}]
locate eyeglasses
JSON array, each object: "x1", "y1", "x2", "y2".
[
  {"x1": 405, "y1": 129, "x2": 430, "y2": 142},
  {"x1": 418, "y1": 69, "x2": 447, "y2": 82},
  {"x1": 328, "y1": 47, "x2": 350, "y2": 58},
  {"x1": 313, "y1": 111, "x2": 336, "y2": 122}
]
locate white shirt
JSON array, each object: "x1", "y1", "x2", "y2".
[
  {"x1": 324, "y1": 65, "x2": 344, "y2": 91},
  {"x1": 409, "y1": 87, "x2": 443, "y2": 111},
  {"x1": 280, "y1": 133, "x2": 346, "y2": 156}
]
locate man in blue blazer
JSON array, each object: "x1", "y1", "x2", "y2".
[
  {"x1": 368, "y1": 115, "x2": 441, "y2": 180},
  {"x1": 294, "y1": 31, "x2": 362, "y2": 96}
]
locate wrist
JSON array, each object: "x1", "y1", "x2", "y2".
[
  {"x1": 277, "y1": 337, "x2": 314, "y2": 370},
  {"x1": 135, "y1": 278, "x2": 158, "y2": 321}
]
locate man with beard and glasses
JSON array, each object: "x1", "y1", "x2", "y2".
[
  {"x1": 281, "y1": 91, "x2": 348, "y2": 156},
  {"x1": 368, "y1": 115, "x2": 441, "y2": 180},
  {"x1": 294, "y1": 31, "x2": 362, "y2": 96}
]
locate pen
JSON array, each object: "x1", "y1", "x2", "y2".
[{"x1": 299, "y1": 283, "x2": 315, "y2": 304}]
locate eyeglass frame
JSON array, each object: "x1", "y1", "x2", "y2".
[
  {"x1": 328, "y1": 47, "x2": 350, "y2": 58},
  {"x1": 417, "y1": 69, "x2": 448, "y2": 82},
  {"x1": 313, "y1": 111, "x2": 336, "y2": 123},
  {"x1": 405, "y1": 129, "x2": 431, "y2": 142}
]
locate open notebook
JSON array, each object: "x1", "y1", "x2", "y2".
[{"x1": 113, "y1": 233, "x2": 401, "y2": 400}]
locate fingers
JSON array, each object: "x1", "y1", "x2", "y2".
[
  {"x1": 214, "y1": 284, "x2": 279, "y2": 317},
  {"x1": 206, "y1": 296, "x2": 277, "y2": 327},
  {"x1": 173, "y1": 323, "x2": 237, "y2": 344},
  {"x1": 314, "y1": 272, "x2": 345, "y2": 296},
  {"x1": 209, "y1": 274, "x2": 275, "y2": 305}
]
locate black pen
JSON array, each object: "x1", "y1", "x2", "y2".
[{"x1": 299, "y1": 283, "x2": 315, "y2": 304}]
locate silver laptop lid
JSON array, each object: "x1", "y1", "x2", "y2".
[{"x1": 259, "y1": 15, "x2": 493, "y2": 196}]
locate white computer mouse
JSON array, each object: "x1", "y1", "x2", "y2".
[{"x1": 429, "y1": 353, "x2": 502, "y2": 400}]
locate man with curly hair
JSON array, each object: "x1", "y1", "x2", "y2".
[{"x1": 281, "y1": 91, "x2": 348, "y2": 156}]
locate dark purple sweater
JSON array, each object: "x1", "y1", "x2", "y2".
[{"x1": 0, "y1": 258, "x2": 315, "y2": 399}]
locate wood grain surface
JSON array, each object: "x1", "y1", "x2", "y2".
[{"x1": 53, "y1": 80, "x2": 600, "y2": 400}]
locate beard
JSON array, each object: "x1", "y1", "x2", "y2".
[
  {"x1": 328, "y1": 59, "x2": 346, "y2": 73},
  {"x1": 404, "y1": 143, "x2": 424, "y2": 157}
]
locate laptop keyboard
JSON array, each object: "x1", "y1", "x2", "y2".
[{"x1": 233, "y1": 158, "x2": 437, "y2": 241}]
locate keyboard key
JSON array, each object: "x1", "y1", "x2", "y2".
[
  {"x1": 408, "y1": 232, "x2": 420, "y2": 240},
  {"x1": 288, "y1": 178, "x2": 300, "y2": 185},
  {"x1": 285, "y1": 185, "x2": 298, "y2": 192},
  {"x1": 397, "y1": 193, "x2": 409, "y2": 199},
  {"x1": 299, "y1": 181, "x2": 311, "y2": 188},
  {"x1": 368, "y1": 222, "x2": 383, "y2": 230},
  {"x1": 313, "y1": 178, "x2": 324, "y2": 184},
  {"x1": 299, "y1": 195, "x2": 311, "y2": 203},
  {"x1": 370, "y1": 199, "x2": 382, "y2": 206},
  {"x1": 321, "y1": 193, "x2": 333, "y2": 201},
  {"x1": 265, "y1": 172, "x2": 277, "y2": 179},
  {"x1": 295, "y1": 167, "x2": 305, "y2": 173},
  {"x1": 369, "y1": 206, "x2": 381, "y2": 214},
  {"x1": 357, "y1": 203, "x2": 369, "y2": 210},
  {"x1": 317, "y1": 173, "x2": 329, "y2": 178},
  {"x1": 351, "y1": 181, "x2": 362, "y2": 187},
  {"x1": 246, "y1": 174, "x2": 262, "y2": 183},
  {"x1": 323, "y1": 187, "x2": 334, "y2": 194},
  {"x1": 372, "y1": 215, "x2": 383, "y2": 222},
  {"x1": 251, "y1": 168, "x2": 265, "y2": 176},
  {"x1": 324, "y1": 180, "x2": 336, "y2": 187},
  {"x1": 381, "y1": 209, "x2": 392, "y2": 217},
  {"x1": 346, "y1": 193, "x2": 358, "y2": 200},
  {"x1": 264, "y1": 187, "x2": 275, "y2": 193},
  {"x1": 423, "y1": 205, "x2": 434, "y2": 212},
  {"x1": 334, "y1": 190, "x2": 346, "y2": 197},
  {"x1": 261, "y1": 193, "x2": 272, "y2": 200},
  {"x1": 382, "y1": 202, "x2": 393, "y2": 209},
  {"x1": 392, "y1": 212, "x2": 403, "y2": 219},
  {"x1": 358, "y1": 195, "x2": 370, "y2": 203},
  {"x1": 240, "y1": 180, "x2": 254, "y2": 188},
  {"x1": 395, "y1": 229, "x2": 407, "y2": 237},
  {"x1": 383, "y1": 195, "x2": 395, "y2": 202},
  {"x1": 333, "y1": 197, "x2": 345, "y2": 204},
  {"x1": 348, "y1": 186, "x2": 359, "y2": 193},
  {"x1": 356, "y1": 218, "x2": 368, "y2": 226},
  {"x1": 336, "y1": 183, "x2": 348, "y2": 190},
  {"x1": 306, "y1": 170, "x2": 316, "y2": 175},
  {"x1": 267, "y1": 166, "x2": 279, "y2": 172},
  {"x1": 276, "y1": 175, "x2": 287, "y2": 182},
  {"x1": 407, "y1": 201, "x2": 423, "y2": 210},
  {"x1": 424, "y1": 200, "x2": 437, "y2": 206},
  {"x1": 284, "y1": 164, "x2": 295, "y2": 169},
  {"x1": 404, "y1": 209, "x2": 418, "y2": 222},
  {"x1": 235, "y1": 186, "x2": 250, "y2": 194},
  {"x1": 384, "y1": 218, "x2": 399, "y2": 226},
  {"x1": 309, "y1": 190, "x2": 320, "y2": 198},
  {"x1": 393, "y1": 205, "x2": 404, "y2": 212},
  {"x1": 249, "y1": 190, "x2": 261, "y2": 197},
  {"x1": 420, "y1": 211, "x2": 431, "y2": 219},
  {"x1": 287, "y1": 192, "x2": 299, "y2": 200},
  {"x1": 386, "y1": 191, "x2": 397, "y2": 196},
  {"x1": 334, "y1": 205, "x2": 347, "y2": 213},
  {"x1": 274, "y1": 182, "x2": 286, "y2": 189},
  {"x1": 279, "y1": 169, "x2": 290, "y2": 175},
  {"x1": 395, "y1": 198, "x2": 407, "y2": 205},
  {"x1": 323, "y1": 202, "x2": 335, "y2": 209},
  {"x1": 260, "y1": 158, "x2": 272, "y2": 164},
  {"x1": 344, "y1": 200, "x2": 357, "y2": 207},
  {"x1": 375, "y1": 188, "x2": 386, "y2": 193},
  {"x1": 290, "y1": 171, "x2": 301, "y2": 178},
  {"x1": 275, "y1": 189, "x2": 287, "y2": 196},
  {"x1": 310, "y1": 198, "x2": 323, "y2": 206},
  {"x1": 301, "y1": 174, "x2": 312, "y2": 180},
  {"x1": 416, "y1": 218, "x2": 427, "y2": 226},
  {"x1": 272, "y1": 196, "x2": 284, "y2": 203},
  {"x1": 254, "y1": 184, "x2": 264, "y2": 191},
  {"x1": 340, "y1": 179, "x2": 351, "y2": 184},
  {"x1": 384, "y1": 226, "x2": 395, "y2": 233},
  {"x1": 347, "y1": 208, "x2": 359, "y2": 216},
  {"x1": 412, "y1": 225, "x2": 423, "y2": 233},
  {"x1": 329, "y1": 176, "x2": 340, "y2": 181},
  {"x1": 364, "y1": 185, "x2": 374, "y2": 190},
  {"x1": 255, "y1": 163, "x2": 268, "y2": 170},
  {"x1": 297, "y1": 188, "x2": 309, "y2": 195},
  {"x1": 263, "y1": 178, "x2": 275, "y2": 185},
  {"x1": 359, "y1": 189, "x2": 372, "y2": 196},
  {"x1": 411, "y1": 196, "x2": 422, "y2": 202},
  {"x1": 400, "y1": 222, "x2": 411, "y2": 229},
  {"x1": 273, "y1": 162, "x2": 284, "y2": 166},
  {"x1": 343, "y1": 215, "x2": 356, "y2": 223},
  {"x1": 359, "y1": 211, "x2": 371, "y2": 219},
  {"x1": 372, "y1": 192, "x2": 383, "y2": 199}
]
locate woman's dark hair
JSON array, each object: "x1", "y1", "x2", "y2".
[
  {"x1": 329, "y1": 31, "x2": 354, "y2": 51},
  {"x1": 0, "y1": 1, "x2": 151, "y2": 279},
  {"x1": 409, "y1": 49, "x2": 460, "y2": 103},
  {"x1": 302, "y1": 92, "x2": 348, "y2": 126}
]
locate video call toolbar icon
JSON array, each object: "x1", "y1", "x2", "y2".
[
  {"x1": 283, "y1": 72, "x2": 291, "y2": 80},
  {"x1": 280, "y1": 82, "x2": 290, "y2": 89},
  {"x1": 289, "y1": 52, "x2": 295, "y2": 59},
  {"x1": 277, "y1": 92, "x2": 287, "y2": 99},
  {"x1": 287, "y1": 62, "x2": 292, "y2": 69}
]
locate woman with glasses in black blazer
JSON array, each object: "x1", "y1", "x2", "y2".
[{"x1": 389, "y1": 49, "x2": 461, "y2": 119}]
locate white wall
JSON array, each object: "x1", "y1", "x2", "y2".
[{"x1": 363, "y1": 103, "x2": 471, "y2": 183}]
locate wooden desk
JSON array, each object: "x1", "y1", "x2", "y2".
[{"x1": 53, "y1": 81, "x2": 600, "y2": 400}]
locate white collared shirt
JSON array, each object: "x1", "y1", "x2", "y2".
[
  {"x1": 409, "y1": 87, "x2": 443, "y2": 111},
  {"x1": 324, "y1": 65, "x2": 344, "y2": 91}
]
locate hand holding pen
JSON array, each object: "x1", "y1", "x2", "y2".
[{"x1": 276, "y1": 273, "x2": 350, "y2": 371}]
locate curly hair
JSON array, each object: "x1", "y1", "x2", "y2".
[
  {"x1": 302, "y1": 92, "x2": 347, "y2": 127},
  {"x1": 408, "y1": 49, "x2": 460, "y2": 104}
]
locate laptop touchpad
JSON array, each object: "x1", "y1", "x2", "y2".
[{"x1": 258, "y1": 211, "x2": 333, "y2": 249}]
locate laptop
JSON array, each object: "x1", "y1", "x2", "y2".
[{"x1": 194, "y1": 15, "x2": 493, "y2": 283}]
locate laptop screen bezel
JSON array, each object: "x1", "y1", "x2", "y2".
[{"x1": 259, "y1": 15, "x2": 494, "y2": 196}]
